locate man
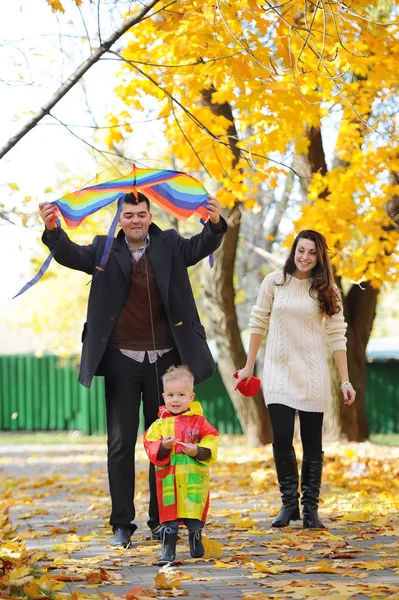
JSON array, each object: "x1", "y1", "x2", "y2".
[{"x1": 39, "y1": 192, "x2": 227, "y2": 548}]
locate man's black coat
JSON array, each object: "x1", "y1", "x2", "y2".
[{"x1": 42, "y1": 219, "x2": 227, "y2": 387}]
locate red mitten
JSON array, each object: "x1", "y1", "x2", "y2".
[{"x1": 233, "y1": 371, "x2": 261, "y2": 397}]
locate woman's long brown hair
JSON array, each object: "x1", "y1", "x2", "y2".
[{"x1": 278, "y1": 230, "x2": 341, "y2": 316}]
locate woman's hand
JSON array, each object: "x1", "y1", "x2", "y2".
[
  {"x1": 161, "y1": 436, "x2": 175, "y2": 449},
  {"x1": 341, "y1": 384, "x2": 356, "y2": 406},
  {"x1": 235, "y1": 366, "x2": 254, "y2": 389}
]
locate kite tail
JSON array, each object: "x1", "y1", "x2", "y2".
[
  {"x1": 200, "y1": 217, "x2": 215, "y2": 269},
  {"x1": 95, "y1": 196, "x2": 124, "y2": 273},
  {"x1": 13, "y1": 217, "x2": 63, "y2": 299},
  {"x1": 13, "y1": 250, "x2": 56, "y2": 299}
]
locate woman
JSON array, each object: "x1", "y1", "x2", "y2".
[{"x1": 236, "y1": 230, "x2": 356, "y2": 529}]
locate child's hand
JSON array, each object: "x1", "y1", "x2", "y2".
[
  {"x1": 180, "y1": 442, "x2": 198, "y2": 457},
  {"x1": 162, "y1": 436, "x2": 175, "y2": 449}
]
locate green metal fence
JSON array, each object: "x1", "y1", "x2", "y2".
[
  {"x1": 0, "y1": 354, "x2": 398, "y2": 435},
  {"x1": 365, "y1": 361, "x2": 399, "y2": 434},
  {"x1": 0, "y1": 355, "x2": 242, "y2": 435}
]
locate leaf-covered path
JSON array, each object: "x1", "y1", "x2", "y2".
[{"x1": 1, "y1": 437, "x2": 399, "y2": 599}]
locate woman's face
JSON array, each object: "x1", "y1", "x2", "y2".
[{"x1": 294, "y1": 237, "x2": 317, "y2": 274}]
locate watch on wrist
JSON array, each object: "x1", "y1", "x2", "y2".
[{"x1": 340, "y1": 381, "x2": 352, "y2": 390}]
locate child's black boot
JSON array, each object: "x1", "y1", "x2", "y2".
[
  {"x1": 158, "y1": 526, "x2": 178, "y2": 566},
  {"x1": 189, "y1": 529, "x2": 204, "y2": 558}
]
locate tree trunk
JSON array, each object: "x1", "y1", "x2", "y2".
[
  {"x1": 298, "y1": 126, "x2": 377, "y2": 441},
  {"x1": 200, "y1": 87, "x2": 272, "y2": 446},
  {"x1": 202, "y1": 206, "x2": 272, "y2": 446},
  {"x1": 341, "y1": 282, "x2": 379, "y2": 441},
  {"x1": 296, "y1": 126, "x2": 328, "y2": 201}
]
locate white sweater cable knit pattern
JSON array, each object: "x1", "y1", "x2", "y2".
[{"x1": 250, "y1": 270, "x2": 347, "y2": 413}]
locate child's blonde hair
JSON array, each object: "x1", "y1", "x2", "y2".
[{"x1": 162, "y1": 365, "x2": 194, "y2": 389}]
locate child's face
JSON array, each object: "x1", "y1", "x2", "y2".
[{"x1": 162, "y1": 377, "x2": 195, "y2": 414}]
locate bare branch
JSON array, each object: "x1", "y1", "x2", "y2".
[
  {"x1": 0, "y1": 0, "x2": 172, "y2": 160},
  {"x1": 77, "y1": 2, "x2": 93, "y2": 54},
  {"x1": 48, "y1": 113, "x2": 131, "y2": 172},
  {"x1": 241, "y1": 240, "x2": 284, "y2": 268},
  {"x1": 170, "y1": 102, "x2": 212, "y2": 176},
  {"x1": 101, "y1": 50, "x2": 246, "y2": 69}
]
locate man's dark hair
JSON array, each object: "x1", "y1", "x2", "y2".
[{"x1": 123, "y1": 192, "x2": 151, "y2": 211}]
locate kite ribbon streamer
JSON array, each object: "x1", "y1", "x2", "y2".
[
  {"x1": 13, "y1": 249, "x2": 56, "y2": 300},
  {"x1": 96, "y1": 196, "x2": 124, "y2": 272},
  {"x1": 12, "y1": 217, "x2": 62, "y2": 299}
]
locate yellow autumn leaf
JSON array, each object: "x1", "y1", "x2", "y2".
[
  {"x1": 210, "y1": 86, "x2": 235, "y2": 104},
  {"x1": 228, "y1": 515, "x2": 256, "y2": 528},
  {"x1": 202, "y1": 535, "x2": 223, "y2": 559},
  {"x1": 342, "y1": 511, "x2": 372, "y2": 522},
  {"x1": 300, "y1": 560, "x2": 340, "y2": 574},
  {"x1": 7, "y1": 566, "x2": 32, "y2": 585},
  {"x1": 235, "y1": 289, "x2": 246, "y2": 305},
  {"x1": 20, "y1": 508, "x2": 49, "y2": 519},
  {"x1": 46, "y1": 0, "x2": 65, "y2": 12},
  {"x1": 158, "y1": 99, "x2": 171, "y2": 118},
  {"x1": 213, "y1": 560, "x2": 236, "y2": 569},
  {"x1": 52, "y1": 543, "x2": 69, "y2": 551},
  {"x1": 125, "y1": 587, "x2": 156, "y2": 599},
  {"x1": 252, "y1": 561, "x2": 295, "y2": 574},
  {"x1": 23, "y1": 581, "x2": 42, "y2": 597},
  {"x1": 295, "y1": 137, "x2": 311, "y2": 154},
  {"x1": 7, "y1": 182, "x2": 20, "y2": 191},
  {"x1": 66, "y1": 533, "x2": 80, "y2": 542},
  {"x1": 244, "y1": 197, "x2": 260, "y2": 210},
  {"x1": 154, "y1": 570, "x2": 183, "y2": 589}
]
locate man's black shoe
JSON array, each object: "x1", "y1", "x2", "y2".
[{"x1": 111, "y1": 526, "x2": 132, "y2": 548}]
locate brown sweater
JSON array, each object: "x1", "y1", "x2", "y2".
[
  {"x1": 157, "y1": 443, "x2": 211, "y2": 461},
  {"x1": 110, "y1": 252, "x2": 174, "y2": 350}
]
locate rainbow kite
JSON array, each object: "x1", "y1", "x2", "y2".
[
  {"x1": 57, "y1": 165, "x2": 210, "y2": 228},
  {"x1": 14, "y1": 165, "x2": 212, "y2": 298}
]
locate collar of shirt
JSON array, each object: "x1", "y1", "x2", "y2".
[{"x1": 125, "y1": 234, "x2": 150, "y2": 262}]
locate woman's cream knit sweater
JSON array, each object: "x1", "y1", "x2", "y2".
[{"x1": 249, "y1": 271, "x2": 347, "y2": 413}]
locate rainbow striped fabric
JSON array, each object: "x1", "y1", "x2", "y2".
[
  {"x1": 13, "y1": 166, "x2": 212, "y2": 298},
  {"x1": 57, "y1": 166, "x2": 209, "y2": 228}
]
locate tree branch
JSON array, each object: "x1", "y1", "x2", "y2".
[{"x1": 0, "y1": 0, "x2": 172, "y2": 160}]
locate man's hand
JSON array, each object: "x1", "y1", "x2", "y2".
[
  {"x1": 179, "y1": 442, "x2": 198, "y2": 457},
  {"x1": 206, "y1": 196, "x2": 221, "y2": 224},
  {"x1": 39, "y1": 202, "x2": 58, "y2": 231},
  {"x1": 161, "y1": 436, "x2": 175, "y2": 450}
]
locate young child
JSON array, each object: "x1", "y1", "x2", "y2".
[{"x1": 144, "y1": 365, "x2": 219, "y2": 566}]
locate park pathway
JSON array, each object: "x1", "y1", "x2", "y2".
[{"x1": 1, "y1": 437, "x2": 399, "y2": 599}]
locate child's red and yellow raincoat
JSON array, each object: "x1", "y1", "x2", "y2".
[{"x1": 144, "y1": 401, "x2": 219, "y2": 524}]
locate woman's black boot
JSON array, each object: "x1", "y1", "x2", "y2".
[
  {"x1": 271, "y1": 446, "x2": 300, "y2": 528},
  {"x1": 158, "y1": 527, "x2": 178, "y2": 566},
  {"x1": 301, "y1": 452, "x2": 326, "y2": 529}
]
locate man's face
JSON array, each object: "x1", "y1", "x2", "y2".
[{"x1": 118, "y1": 201, "x2": 152, "y2": 247}]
